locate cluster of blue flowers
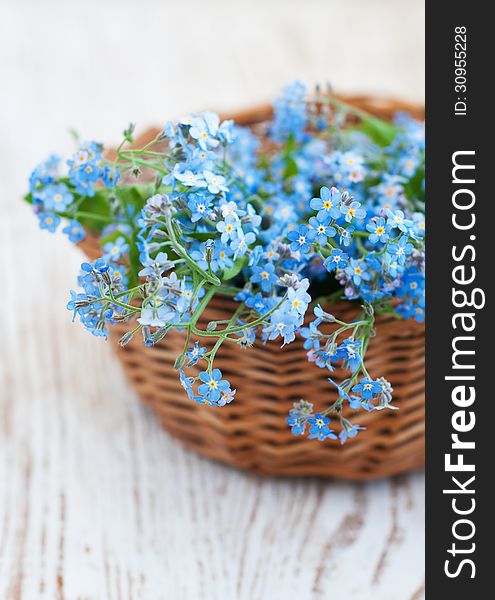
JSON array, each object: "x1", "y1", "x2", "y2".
[
  {"x1": 26, "y1": 81, "x2": 425, "y2": 443},
  {"x1": 66, "y1": 258, "x2": 129, "y2": 338},
  {"x1": 28, "y1": 142, "x2": 119, "y2": 244}
]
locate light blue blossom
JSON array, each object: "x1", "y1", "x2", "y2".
[
  {"x1": 366, "y1": 217, "x2": 390, "y2": 244},
  {"x1": 308, "y1": 414, "x2": 337, "y2": 441},
  {"x1": 62, "y1": 220, "x2": 85, "y2": 243},
  {"x1": 42, "y1": 183, "x2": 74, "y2": 211},
  {"x1": 286, "y1": 410, "x2": 306, "y2": 435},
  {"x1": 38, "y1": 212, "x2": 60, "y2": 232},
  {"x1": 103, "y1": 237, "x2": 129, "y2": 262},
  {"x1": 187, "y1": 194, "x2": 213, "y2": 222},
  {"x1": 217, "y1": 215, "x2": 240, "y2": 243},
  {"x1": 340, "y1": 199, "x2": 366, "y2": 223},
  {"x1": 386, "y1": 209, "x2": 413, "y2": 233},
  {"x1": 308, "y1": 214, "x2": 336, "y2": 245},
  {"x1": 186, "y1": 341, "x2": 207, "y2": 366},
  {"x1": 287, "y1": 224, "x2": 316, "y2": 254},
  {"x1": 323, "y1": 248, "x2": 348, "y2": 272},
  {"x1": 286, "y1": 280, "x2": 311, "y2": 316},
  {"x1": 203, "y1": 170, "x2": 228, "y2": 194},
  {"x1": 197, "y1": 369, "x2": 230, "y2": 402},
  {"x1": 387, "y1": 236, "x2": 413, "y2": 265},
  {"x1": 345, "y1": 259, "x2": 370, "y2": 286},
  {"x1": 310, "y1": 186, "x2": 341, "y2": 220},
  {"x1": 250, "y1": 263, "x2": 277, "y2": 293}
]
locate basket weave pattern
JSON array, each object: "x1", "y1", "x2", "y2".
[{"x1": 79, "y1": 96, "x2": 425, "y2": 479}]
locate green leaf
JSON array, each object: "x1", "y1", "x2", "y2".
[
  {"x1": 283, "y1": 156, "x2": 299, "y2": 178},
  {"x1": 114, "y1": 185, "x2": 149, "y2": 212},
  {"x1": 76, "y1": 189, "x2": 112, "y2": 231},
  {"x1": 353, "y1": 116, "x2": 398, "y2": 147},
  {"x1": 223, "y1": 255, "x2": 247, "y2": 281}
]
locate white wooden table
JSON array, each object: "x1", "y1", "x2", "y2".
[{"x1": 0, "y1": 1, "x2": 425, "y2": 598}]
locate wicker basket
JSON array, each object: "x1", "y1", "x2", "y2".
[{"x1": 79, "y1": 95, "x2": 425, "y2": 480}]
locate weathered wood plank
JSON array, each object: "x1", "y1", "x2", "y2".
[{"x1": 0, "y1": 1, "x2": 425, "y2": 598}]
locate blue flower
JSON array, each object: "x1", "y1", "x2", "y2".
[
  {"x1": 189, "y1": 115, "x2": 220, "y2": 150},
  {"x1": 230, "y1": 230, "x2": 256, "y2": 258},
  {"x1": 250, "y1": 262, "x2": 277, "y2": 293},
  {"x1": 67, "y1": 141, "x2": 103, "y2": 197},
  {"x1": 338, "y1": 226, "x2": 354, "y2": 247},
  {"x1": 187, "y1": 194, "x2": 212, "y2": 222},
  {"x1": 336, "y1": 339, "x2": 361, "y2": 373},
  {"x1": 82, "y1": 258, "x2": 109, "y2": 274},
  {"x1": 217, "y1": 215, "x2": 239, "y2": 243},
  {"x1": 287, "y1": 224, "x2": 316, "y2": 254},
  {"x1": 137, "y1": 299, "x2": 178, "y2": 328},
  {"x1": 190, "y1": 240, "x2": 233, "y2": 272},
  {"x1": 340, "y1": 200, "x2": 366, "y2": 223},
  {"x1": 345, "y1": 259, "x2": 370, "y2": 286},
  {"x1": 139, "y1": 252, "x2": 174, "y2": 278},
  {"x1": 270, "y1": 80, "x2": 307, "y2": 142},
  {"x1": 175, "y1": 170, "x2": 207, "y2": 188},
  {"x1": 186, "y1": 341, "x2": 207, "y2": 366},
  {"x1": 42, "y1": 183, "x2": 74, "y2": 212},
  {"x1": 386, "y1": 209, "x2": 413, "y2": 233},
  {"x1": 62, "y1": 220, "x2": 85, "y2": 243},
  {"x1": 386, "y1": 236, "x2": 413, "y2": 265},
  {"x1": 383, "y1": 254, "x2": 404, "y2": 278},
  {"x1": 411, "y1": 213, "x2": 425, "y2": 239},
  {"x1": 66, "y1": 289, "x2": 88, "y2": 321},
  {"x1": 323, "y1": 248, "x2": 348, "y2": 272},
  {"x1": 314, "y1": 350, "x2": 338, "y2": 370},
  {"x1": 197, "y1": 369, "x2": 230, "y2": 402},
  {"x1": 352, "y1": 378, "x2": 382, "y2": 400},
  {"x1": 30, "y1": 155, "x2": 60, "y2": 196},
  {"x1": 179, "y1": 369, "x2": 194, "y2": 399},
  {"x1": 307, "y1": 414, "x2": 337, "y2": 441},
  {"x1": 300, "y1": 321, "x2": 322, "y2": 350},
  {"x1": 286, "y1": 280, "x2": 311, "y2": 316},
  {"x1": 38, "y1": 212, "x2": 60, "y2": 232},
  {"x1": 217, "y1": 388, "x2": 236, "y2": 406},
  {"x1": 375, "y1": 174, "x2": 406, "y2": 205},
  {"x1": 103, "y1": 237, "x2": 129, "y2": 262},
  {"x1": 308, "y1": 215, "x2": 336, "y2": 245},
  {"x1": 286, "y1": 410, "x2": 306, "y2": 435},
  {"x1": 339, "y1": 423, "x2": 365, "y2": 444},
  {"x1": 203, "y1": 170, "x2": 228, "y2": 194},
  {"x1": 101, "y1": 165, "x2": 120, "y2": 188},
  {"x1": 366, "y1": 217, "x2": 390, "y2": 244},
  {"x1": 313, "y1": 305, "x2": 336, "y2": 323},
  {"x1": 264, "y1": 308, "x2": 300, "y2": 345},
  {"x1": 310, "y1": 186, "x2": 341, "y2": 220}
]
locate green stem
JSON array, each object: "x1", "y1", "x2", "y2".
[
  {"x1": 165, "y1": 218, "x2": 221, "y2": 286},
  {"x1": 191, "y1": 293, "x2": 287, "y2": 337}
]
